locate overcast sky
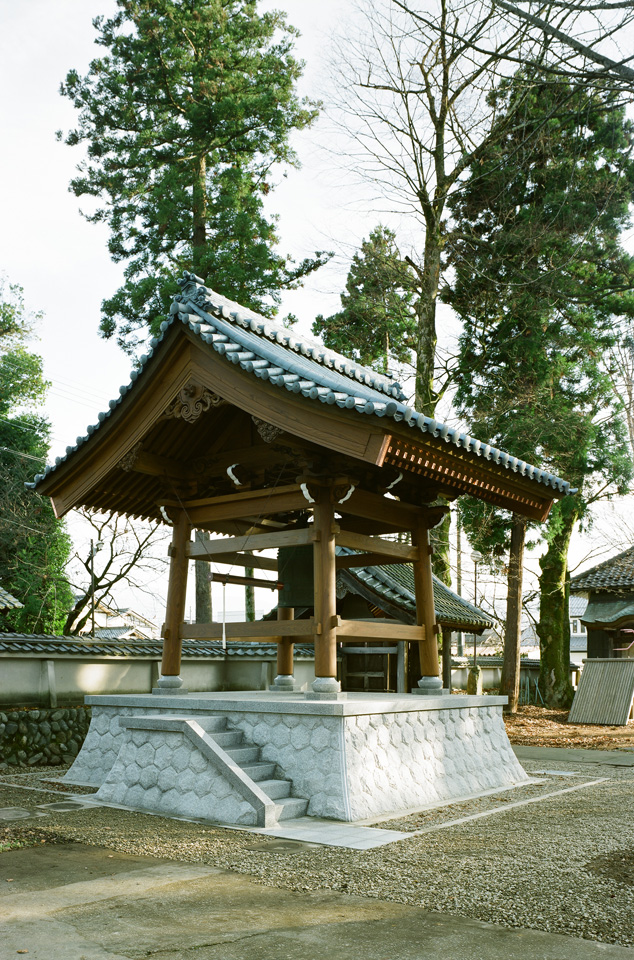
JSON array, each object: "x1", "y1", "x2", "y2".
[{"x1": 0, "y1": 0, "x2": 628, "y2": 622}]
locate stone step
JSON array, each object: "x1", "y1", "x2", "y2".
[
  {"x1": 195, "y1": 716, "x2": 229, "y2": 733},
  {"x1": 225, "y1": 745, "x2": 260, "y2": 763},
  {"x1": 257, "y1": 778, "x2": 292, "y2": 800},
  {"x1": 208, "y1": 730, "x2": 244, "y2": 748},
  {"x1": 241, "y1": 761, "x2": 277, "y2": 782},
  {"x1": 275, "y1": 796, "x2": 309, "y2": 820}
]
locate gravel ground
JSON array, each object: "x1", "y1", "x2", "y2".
[{"x1": 1, "y1": 759, "x2": 633, "y2": 947}]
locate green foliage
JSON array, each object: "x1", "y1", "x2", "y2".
[
  {"x1": 446, "y1": 72, "x2": 634, "y2": 704},
  {"x1": 0, "y1": 282, "x2": 72, "y2": 634},
  {"x1": 448, "y1": 73, "x2": 634, "y2": 503},
  {"x1": 313, "y1": 226, "x2": 416, "y2": 374},
  {"x1": 59, "y1": 0, "x2": 328, "y2": 353}
]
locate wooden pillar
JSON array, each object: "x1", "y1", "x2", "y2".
[
  {"x1": 160, "y1": 511, "x2": 191, "y2": 680},
  {"x1": 277, "y1": 606, "x2": 295, "y2": 677},
  {"x1": 412, "y1": 517, "x2": 440, "y2": 683},
  {"x1": 442, "y1": 626, "x2": 453, "y2": 691},
  {"x1": 312, "y1": 487, "x2": 338, "y2": 681}
]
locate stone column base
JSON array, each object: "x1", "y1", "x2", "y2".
[
  {"x1": 412, "y1": 675, "x2": 444, "y2": 695},
  {"x1": 269, "y1": 675, "x2": 304, "y2": 692},
  {"x1": 152, "y1": 675, "x2": 189, "y2": 695}
]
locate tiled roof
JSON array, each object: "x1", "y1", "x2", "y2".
[
  {"x1": 337, "y1": 548, "x2": 493, "y2": 630},
  {"x1": 0, "y1": 634, "x2": 314, "y2": 659},
  {"x1": 0, "y1": 587, "x2": 23, "y2": 610},
  {"x1": 570, "y1": 548, "x2": 634, "y2": 592},
  {"x1": 569, "y1": 596, "x2": 588, "y2": 617},
  {"x1": 29, "y1": 274, "x2": 573, "y2": 498}
]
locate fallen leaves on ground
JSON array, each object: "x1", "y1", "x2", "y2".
[{"x1": 504, "y1": 705, "x2": 634, "y2": 749}]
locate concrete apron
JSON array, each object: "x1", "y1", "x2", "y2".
[
  {"x1": 64, "y1": 691, "x2": 526, "y2": 827},
  {"x1": 2, "y1": 844, "x2": 633, "y2": 960}
]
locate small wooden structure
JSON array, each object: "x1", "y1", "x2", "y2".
[
  {"x1": 571, "y1": 548, "x2": 634, "y2": 660},
  {"x1": 31, "y1": 274, "x2": 571, "y2": 699}
]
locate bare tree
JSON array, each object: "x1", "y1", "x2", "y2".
[
  {"x1": 493, "y1": 1, "x2": 634, "y2": 89},
  {"x1": 333, "y1": 0, "x2": 634, "y2": 413},
  {"x1": 63, "y1": 510, "x2": 169, "y2": 635},
  {"x1": 332, "y1": 0, "x2": 557, "y2": 412}
]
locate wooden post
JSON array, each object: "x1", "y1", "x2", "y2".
[
  {"x1": 277, "y1": 606, "x2": 295, "y2": 677},
  {"x1": 160, "y1": 511, "x2": 191, "y2": 683},
  {"x1": 312, "y1": 487, "x2": 338, "y2": 684},
  {"x1": 412, "y1": 516, "x2": 441, "y2": 689},
  {"x1": 442, "y1": 626, "x2": 453, "y2": 691}
]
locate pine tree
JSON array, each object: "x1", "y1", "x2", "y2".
[
  {"x1": 313, "y1": 226, "x2": 416, "y2": 375},
  {"x1": 59, "y1": 0, "x2": 327, "y2": 353},
  {"x1": 0, "y1": 282, "x2": 73, "y2": 633},
  {"x1": 447, "y1": 73, "x2": 634, "y2": 707}
]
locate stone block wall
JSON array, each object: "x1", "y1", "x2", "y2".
[{"x1": 0, "y1": 705, "x2": 91, "y2": 768}]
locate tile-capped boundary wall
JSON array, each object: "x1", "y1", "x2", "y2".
[
  {"x1": 64, "y1": 693, "x2": 526, "y2": 822},
  {"x1": 0, "y1": 706, "x2": 91, "y2": 768}
]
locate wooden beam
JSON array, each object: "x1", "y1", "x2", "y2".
[
  {"x1": 195, "y1": 551, "x2": 278, "y2": 572},
  {"x1": 333, "y1": 617, "x2": 425, "y2": 643},
  {"x1": 337, "y1": 488, "x2": 424, "y2": 530},
  {"x1": 180, "y1": 618, "x2": 319, "y2": 640},
  {"x1": 186, "y1": 527, "x2": 314, "y2": 558},
  {"x1": 122, "y1": 450, "x2": 192, "y2": 480},
  {"x1": 335, "y1": 530, "x2": 419, "y2": 562},
  {"x1": 335, "y1": 552, "x2": 414, "y2": 569},
  {"x1": 161, "y1": 485, "x2": 307, "y2": 525}
]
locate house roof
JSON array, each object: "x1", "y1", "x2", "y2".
[
  {"x1": 569, "y1": 595, "x2": 588, "y2": 617},
  {"x1": 29, "y1": 274, "x2": 573, "y2": 524},
  {"x1": 337, "y1": 548, "x2": 493, "y2": 631},
  {"x1": 0, "y1": 587, "x2": 23, "y2": 611},
  {"x1": 570, "y1": 547, "x2": 634, "y2": 593}
]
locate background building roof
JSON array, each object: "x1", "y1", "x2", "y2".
[{"x1": 570, "y1": 547, "x2": 634, "y2": 592}]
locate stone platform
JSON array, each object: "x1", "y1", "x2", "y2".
[{"x1": 63, "y1": 691, "x2": 527, "y2": 827}]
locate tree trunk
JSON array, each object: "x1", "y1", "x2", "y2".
[
  {"x1": 430, "y1": 511, "x2": 451, "y2": 586},
  {"x1": 414, "y1": 229, "x2": 443, "y2": 416},
  {"x1": 195, "y1": 530, "x2": 212, "y2": 623},
  {"x1": 245, "y1": 564, "x2": 255, "y2": 622},
  {"x1": 537, "y1": 500, "x2": 579, "y2": 708},
  {"x1": 500, "y1": 513, "x2": 526, "y2": 713},
  {"x1": 192, "y1": 154, "x2": 207, "y2": 274}
]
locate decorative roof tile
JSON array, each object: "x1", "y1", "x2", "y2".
[
  {"x1": 28, "y1": 274, "x2": 574, "y2": 498},
  {"x1": 0, "y1": 586, "x2": 23, "y2": 610},
  {"x1": 570, "y1": 548, "x2": 634, "y2": 592}
]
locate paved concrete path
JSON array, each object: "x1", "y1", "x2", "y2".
[
  {"x1": 1, "y1": 844, "x2": 632, "y2": 960},
  {"x1": 513, "y1": 745, "x2": 634, "y2": 766}
]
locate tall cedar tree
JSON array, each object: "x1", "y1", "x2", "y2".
[
  {"x1": 0, "y1": 283, "x2": 73, "y2": 633},
  {"x1": 59, "y1": 0, "x2": 327, "y2": 354},
  {"x1": 312, "y1": 226, "x2": 453, "y2": 583},
  {"x1": 313, "y1": 226, "x2": 416, "y2": 374},
  {"x1": 446, "y1": 75, "x2": 634, "y2": 707}
]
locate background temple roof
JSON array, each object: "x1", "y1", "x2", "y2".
[{"x1": 571, "y1": 547, "x2": 634, "y2": 592}]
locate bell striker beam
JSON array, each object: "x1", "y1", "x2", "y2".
[
  {"x1": 159, "y1": 510, "x2": 191, "y2": 690},
  {"x1": 412, "y1": 514, "x2": 442, "y2": 694},
  {"x1": 312, "y1": 485, "x2": 340, "y2": 694}
]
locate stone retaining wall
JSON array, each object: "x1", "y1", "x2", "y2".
[{"x1": 0, "y1": 705, "x2": 91, "y2": 768}]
